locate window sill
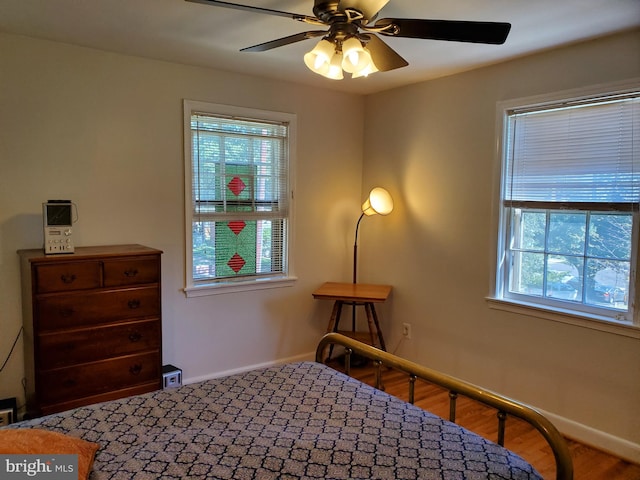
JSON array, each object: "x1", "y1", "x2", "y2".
[
  {"x1": 486, "y1": 297, "x2": 640, "y2": 339},
  {"x1": 184, "y1": 276, "x2": 298, "y2": 298}
]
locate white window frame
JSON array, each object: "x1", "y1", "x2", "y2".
[
  {"x1": 491, "y1": 80, "x2": 640, "y2": 338},
  {"x1": 183, "y1": 100, "x2": 297, "y2": 297}
]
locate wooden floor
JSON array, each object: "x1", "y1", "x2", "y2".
[{"x1": 336, "y1": 362, "x2": 640, "y2": 480}]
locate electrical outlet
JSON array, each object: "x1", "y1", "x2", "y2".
[
  {"x1": 402, "y1": 323, "x2": 412, "y2": 339},
  {"x1": 0, "y1": 408, "x2": 13, "y2": 426}
]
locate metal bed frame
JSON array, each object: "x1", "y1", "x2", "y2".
[{"x1": 316, "y1": 333, "x2": 573, "y2": 480}]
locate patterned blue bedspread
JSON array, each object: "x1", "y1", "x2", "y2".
[{"x1": 7, "y1": 362, "x2": 542, "y2": 479}]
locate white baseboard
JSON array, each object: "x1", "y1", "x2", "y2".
[
  {"x1": 539, "y1": 408, "x2": 640, "y2": 464},
  {"x1": 183, "y1": 351, "x2": 316, "y2": 385}
]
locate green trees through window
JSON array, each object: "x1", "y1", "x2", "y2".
[{"x1": 509, "y1": 209, "x2": 631, "y2": 310}]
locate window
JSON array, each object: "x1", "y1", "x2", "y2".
[
  {"x1": 496, "y1": 86, "x2": 639, "y2": 326},
  {"x1": 183, "y1": 100, "x2": 296, "y2": 296}
]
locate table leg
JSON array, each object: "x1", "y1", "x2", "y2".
[
  {"x1": 326, "y1": 300, "x2": 342, "y2": 334},
  {"x1": 363, "y1": 302, "x2": 377, "y2": 347},
  {"x1": 369, "y1": 303, "x2": 387, "y2": 351},
  {"x1": 365, "y1": 303, "x2": 387, "y2": 390},
  {"x1": 326, "y1": 300, "x2": 344, "y2": 361}
]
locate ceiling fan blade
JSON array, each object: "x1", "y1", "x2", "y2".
[
  {"x1": 241, "y1": 31, "x2": 327, "y2": 52},
  {"x1": 338, "y1": 0, "x2": 390, "y2": 22},
  {"x1": 364, "y1": 34, "x2": 408, "y2": 72},
  {"x1": 375, "y1": 18, "x2": 511, "y2": 44},
  {"x1": 185, "y1": 0, "x2": 323, "y2": 26}
]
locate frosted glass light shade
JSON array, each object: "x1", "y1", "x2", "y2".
[
  {"x1": 304, "y1": 37, "x2": 378, "y2": 79},
  {"x1": 351, "y1": 55, "x2": 378, "y2": 78},
  {"x1": 362, "y1": 187, "x2": 393, "y2": 216},
  {"x1": 303, "y1": 39, "x2": 335, "y2": 75},
  {"x1": 323, "y1": 52, "x2": 344, "y2": 80},
  {"x1": 341, "y1": 37, "x2": 373, "y2": 74}
]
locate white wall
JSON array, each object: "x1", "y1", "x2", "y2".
[
  {"x1": 362, "y1": 29, "x2": 640, "y2": 460},
  {"x1": 2, "y1": 26, "x2": 639, "y2": 462},
  {"x1": 0, "y1": 33, "x2": 364, "y2": 407}
]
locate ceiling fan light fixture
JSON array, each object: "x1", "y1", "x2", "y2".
[
  {"x1": 351, "y1": 57, "x2": 378, "y2": 78},
  {"x1": 323, "y1": 52, "x2": 344, "y2": 80},
  {"x1": 303, "y1": 39, "x2": 335, "y2": 75},
  {"x1": 305, "y1": 36, "x2": 377, "y2": 80},
  {"x1": 341, "y1": 37, "x2": 374, "y2": 74}
]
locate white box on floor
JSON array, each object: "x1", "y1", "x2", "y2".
[{"x1": 162, "y1": 364, "x2": 182, "y2": 389}]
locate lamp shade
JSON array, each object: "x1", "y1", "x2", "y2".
[
  {"x1": 361, "y1": 187, "x2": 393, "y2": 216},
  {"x1": 303, "y1": 39, "x2": 335, "y2": 76},
  {"x1": 351, "y1": 58, "x2": 378, "y2": 78},
  {"x1": 304, "y1": 37, "x2": 379, "y2": 80},
  {"x1": 324, "y1": 52, "x2": 344, "y2": 80},
  {"x1": 341, "y1": 37, "x2": 373, "y2": 74}
]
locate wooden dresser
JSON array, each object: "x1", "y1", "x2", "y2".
[{"x1": 18, "y1": 244, "x2": 163, "y2": 417}]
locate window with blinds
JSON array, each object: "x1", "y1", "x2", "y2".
[
  {"x1": 183, "y1": 101, "x2": 294, "y2": 294},
  {"x1": 497, "y1": 88, "x2": 639, "y2": 324}
]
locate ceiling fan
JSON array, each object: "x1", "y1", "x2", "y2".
[{"x1": 186, "y1": 0, "x2": 511, "y2": 79}]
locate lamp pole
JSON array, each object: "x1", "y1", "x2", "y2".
[
  {"x1": 351, "y1": 212, "x2": 366, "y2": 331},
  {"x1": 353, "y1": 212, "x2": 366, "y2": 284}
]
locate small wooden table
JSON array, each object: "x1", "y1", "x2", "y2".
[{"x1": 313, "y1": 282, "x2": 392, "y2": 356}]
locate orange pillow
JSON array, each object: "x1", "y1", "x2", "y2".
[{"x1": 0, "y1": 429, "x2": 99, "y2": 480}]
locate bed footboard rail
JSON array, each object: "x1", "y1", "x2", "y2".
[{"x1": 316, "y1": 332, "x2": 573, "y2": 480}]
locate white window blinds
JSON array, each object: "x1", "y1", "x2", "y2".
[
  {"x1": 189, "y1": 111, "x2": 290, "y2": 283},
  {"x1": 191, "y1": 113, "x2": 289, "y2": 220},
  {"x1": 504, "y1": 94, "x2": 640, "y2": 209}
]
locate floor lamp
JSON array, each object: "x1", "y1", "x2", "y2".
[
  {"x1": 351, "y1": 187, "x2": 394, "y2": 333},
  {"x1": 353, "y1": 187, "x2": 394, "y2": 284}
]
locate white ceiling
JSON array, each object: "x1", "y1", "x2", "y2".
[{"x1": 1, "y1": 0, "x2": 639, "y2": 95}]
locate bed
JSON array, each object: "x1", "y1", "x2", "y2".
[{"x1": 0, "y1": 333, "x2": 573, "y2": 479}]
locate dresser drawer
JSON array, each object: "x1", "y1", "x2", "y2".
[
  {"x1": 36, "y1": 286, "x2": 160, "y2": 331},
  {"x1": 37, "y1": 351, "x2": 161, "y2": 405},
  {"x1": 37, "y1": 319, "x2": 161, "y2": 368},
  {"x1": 40, "y1": 383, "x2": 160, "y2": 416},
  {"x1": 35, "y1": 261, "x2": 102, "y2": 293},
  {"x1": 103, "y1": 256, "x2": 160, "y2": 287}
]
